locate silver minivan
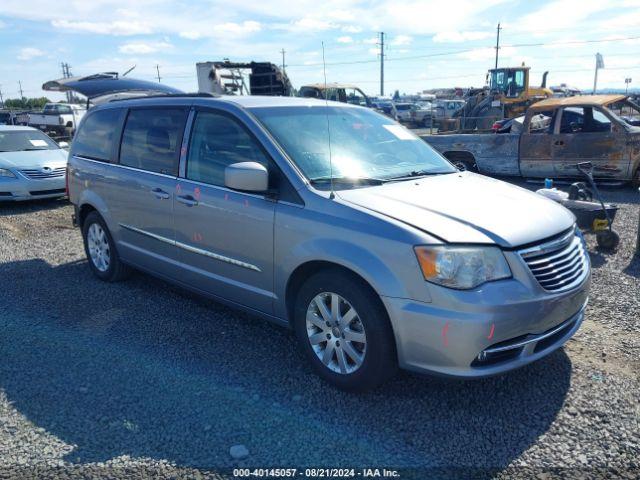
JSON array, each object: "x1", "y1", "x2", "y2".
[{"x1": 68, "y1": 94, "x2": 590, "y2": 391}]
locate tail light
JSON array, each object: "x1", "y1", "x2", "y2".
[{"x1": 491, "y1": 121, "x2": 501, "y2": 132}]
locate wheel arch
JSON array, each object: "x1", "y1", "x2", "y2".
[
  {"x1": 442, "y1": 150, "x2": 477, "y2": 171},
  {"x1": 75, "y1": 189, "x2": 113, "y2": 230},
  {"x1": 78, "y1": 203, "x2": 98, "y2": 228},
  {"x1": 285, "y1": 260, "x2": 390, "y2": 329}
]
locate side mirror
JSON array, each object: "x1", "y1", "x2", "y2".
[
  {"x1": 224, "y1": 162, "x2": 268, "y2": 193},
  {"x1": 58, "y1": 141, "x2": 69, "y2": 148}
]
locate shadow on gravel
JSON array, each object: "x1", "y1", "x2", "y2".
[
  {"x1": 623, "y1": 254, "x2": 640, "y2": 277},
  {"x1": 0, "y1": 258, "x2": 572, "y2": 476},
  {"x1": 0, "y1": 198, "x2": 70, "y2": 217}
]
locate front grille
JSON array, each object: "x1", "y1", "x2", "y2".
[
  {"x1": 519, "y1": 228, "x2": 588, "y2": 292},
  {"x1": 20, "y1": 167, "x2": 66, "y2": 179}
]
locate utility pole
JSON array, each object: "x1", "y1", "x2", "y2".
[
  {"x1": 280, "y1": 49, "x2": 286, "y2": 75},
  {"x1": 593, "y1": 53, "x2": 604, "y2": 94},
  {"x1": 0, "y1": 85, "x2": 4, "y2": 109},
  {"x1": 625, "y1": 77, "x2": 632, "y2": 95},
  {"x1": 378, "y1": 31, "x2": 385, "y2": 96},
  {"x1": 494, "y1": 23, "x2": 502, "y2": 70},
  {"x1": 156, "y1": 64, "x2": 162, "y2": 83},
  {"x1": 18, "y1": 81, "x2": 24, "y2": 99}
]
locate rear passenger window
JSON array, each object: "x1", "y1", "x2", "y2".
[
  {"x1": 119, "y1": 108, "x2": 187, "y2": 175},
  {"x1": 186, "y1": 111, "x2": 270, "y2": 186},
  {"x1": 72, "y1": 108, "x2": 124, "y2": 161}
]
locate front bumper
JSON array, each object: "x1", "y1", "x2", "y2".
[
  {"x1": 0, "y1": 176, "x2": 66, "y2": 201},
  {"x1": 382, "y1": 274, "x2": 590, "y2": 378}
]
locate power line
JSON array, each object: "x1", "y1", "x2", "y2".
[{"x1": 286, "y1": 34, "x2": 640, "y2": 69}]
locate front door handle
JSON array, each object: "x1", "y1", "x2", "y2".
[
  {"x1": 176, "y1": 194, "x2": 198, "y2": 207},
  {"x1": 554, "y1": 140, "x2": 565, "y2": 146},
  {"x1": 151, "y1": 187, "x2": 170, "y2": 200}
]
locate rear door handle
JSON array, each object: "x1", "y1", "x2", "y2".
[
  {"x1": 554, "y1": 140, "x2": 564, "y2": 146},
  {"x1": 176, "y1": 194, "x2": 198, "y2": 207},
  {"x1": 151, "y1": 188, "x2": 170, "y2": 200}
]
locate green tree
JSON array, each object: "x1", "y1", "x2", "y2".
[{"x1": 4, "y1": 97, "x2": 51, "y2": 110}]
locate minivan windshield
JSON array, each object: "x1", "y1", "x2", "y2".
[
  {"x1": 251, "y1": 106, "x2": 456, "y2": 188},
  {"x1": 0, "y1": 130, "x2": 59, "y2": 152}
]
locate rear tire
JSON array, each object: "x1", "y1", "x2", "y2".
[
  {"x1": 82, "y1": 211, "x2": 131, "y2": 282},
  {"x1": 444, "y1": 152, "x2": 478, "y2": 172},
  {"x1": 293, "y1": 269, "x2": 397, "y2": 392}
]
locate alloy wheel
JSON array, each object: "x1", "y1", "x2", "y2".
[
  {"x1": 87, "y1": 223, "x2": 111, "y2": 272},
  {"x1": 305, "y1": 292, "x2": 367, "y2": 374}
]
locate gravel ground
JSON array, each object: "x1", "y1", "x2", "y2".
[{"x1": 0, "y1": 183, "x2": 638, "y2": 479}]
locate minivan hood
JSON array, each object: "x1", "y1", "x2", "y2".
[
  {"x1": 0, "y1": 149, "x2": 68, "y2": 169},
  {"x1": 337, "y1": 172, "x2": 575, "y2": 247}
]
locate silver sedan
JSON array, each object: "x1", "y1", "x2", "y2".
[{"x1": 0, "y1": 125, "x2": 68, "y2": 201}]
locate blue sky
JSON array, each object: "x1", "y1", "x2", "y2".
[{"x1": 1, "y1": 0, "x2": 639, "y2": 102}]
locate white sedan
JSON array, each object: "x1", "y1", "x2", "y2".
[{"x1": 0, "y1": 126, "x2": 68, "y2": 201}]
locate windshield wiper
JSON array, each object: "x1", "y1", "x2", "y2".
[
  {"x1": 309, "y1": 176, "x2": 389, "y2": 185},
  {"x1": 386, "y1": 170, "x2": 453, "y2": 181},
  {"x1": 21, "y1": 148, "x2": 48, "y2": 151}
]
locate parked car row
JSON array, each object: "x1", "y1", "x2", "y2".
[{"x1": 370, "y1": 98, "x2": 467, "y2": 128}]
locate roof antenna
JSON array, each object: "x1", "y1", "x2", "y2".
[
  {"x1": 122, "y1": 65, "x2": 136, "y2": 77},
  {"x1": 321, "y1": 41, "x2": 335, "y2": 200}
]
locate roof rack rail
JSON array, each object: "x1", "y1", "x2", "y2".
[{"x1": 108, "y1": 92, "x2": 218, "y2": 103}]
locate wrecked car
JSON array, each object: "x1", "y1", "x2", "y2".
[{"x1": 423, "y1": 95, "x2": 640, "y2": 184}]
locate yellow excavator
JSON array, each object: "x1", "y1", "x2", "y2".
[{"x1": 456, "y1": 65, "x2": 553, "y2": 130}]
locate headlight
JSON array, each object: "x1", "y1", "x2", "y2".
[
  {"x1": 0, "y1": 168, "x2": 16, "y2": 178},
  {"x1": 414, "y1": 245, "x2": 511, "y2": 289}
]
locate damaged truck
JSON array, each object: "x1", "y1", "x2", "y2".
[{"x1": 423, "y1": 95, "x2": 640, "y2": 184}]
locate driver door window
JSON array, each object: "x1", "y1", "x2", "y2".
[{"x1": 186, "y1": 111, "x2": 270, "y2": 187}]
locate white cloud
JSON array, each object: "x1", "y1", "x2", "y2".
[
  {"x1": 17, "y1": 47, "x2": 45, "y2": 60},
  {"x1": 286, "y1": 17, "x2": 335, "y2": 31},
  {"x1": 180, "y1": 20, "x2": 261, "y2": 39},
  {"x1": 519, "y1": 0, "x2": 613, "y2": 34},
  {"x1": 337, "y1": 36, "x2": 353, "y2": 44},
  {"x1": 363, "y1": 37, "x2": 378, "y2": 44},
  {"x1": 326, "y1": 10, "x2": 355, "y2": 21},
  {"x1": 119, "y1": 41, "x2": 172, "y2": 54},
  {"x1": 433, "y1": 30, "x2": 493, "y2": 43},
  {"x1": 390, "y1": 35, "x2": 412, "y2": 46},
  {"x1": 51, "y1": 19, "x2": 153, "y2": 35},
  {"x1": 341, "y1": 25, "x2": 362, "y2": 33},
  {"x1": 0, "y1": 20, "x2": 6, "y2": 28}
]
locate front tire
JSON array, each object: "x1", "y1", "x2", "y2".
[
  {"x1": 293, "y1": 269, "x2": 397, "y2": 392},
  {"x1": 82, "y1": 211, "x2": 131, "y2": 282}
]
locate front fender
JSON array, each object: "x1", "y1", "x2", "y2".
[{"x1": 274, "y1": 237, "x2": 427, "y2": 320}]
